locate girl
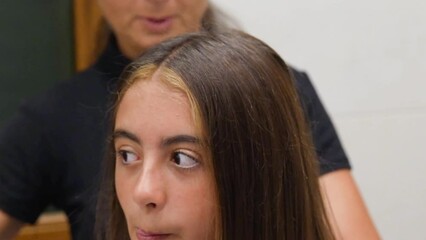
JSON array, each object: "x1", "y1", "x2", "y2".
[{"x1": 98, "y1": 31, "x2": 335, "y2": 240}]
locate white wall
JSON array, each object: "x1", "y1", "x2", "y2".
[{"x1": 212, "y1": 0, "x2": 426, "y2": 238}]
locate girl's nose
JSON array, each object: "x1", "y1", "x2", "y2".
[{"x1": 132, "y1": 164, "x2": 167, "y2": 211}]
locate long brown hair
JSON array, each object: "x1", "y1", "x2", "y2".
[{"x1": 96, "y1": 30, "x2": 334, "y2": 240}]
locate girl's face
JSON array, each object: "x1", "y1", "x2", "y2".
[
  {"x1": 98, "y1": 0, "x2": 209, "y2": 59},
  {"x1": 114, "y1": 74, "x2": 216, "y2": 240}
]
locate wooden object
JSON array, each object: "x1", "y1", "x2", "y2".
[
  {"x1": 73, "y1": 0, "x2": 103, "y2": 71},
  {"x1": 16, "y1": 212, "x2": 70, "y2": 240}
]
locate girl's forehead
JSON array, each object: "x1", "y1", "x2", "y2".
[
  {"x1": 121, "y1": 80, "x2": 186, "y2": 113},
  {"x1": 116, "y1": 80, "x2": 193, "y2": 133},
  {"x1": 126, "y1": 75, "x2": 187, "y2": 103}
]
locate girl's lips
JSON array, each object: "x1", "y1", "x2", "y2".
[
  {"x1": 140, "y1": 16, "x2": 173, "y2": 34},
  {"x1": 136, "y1": 228, "x2": 171, "y2": 240}
]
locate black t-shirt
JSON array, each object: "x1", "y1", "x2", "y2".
[{"x1": 0, "y1": 37, "x2": 350, "y2": 239}]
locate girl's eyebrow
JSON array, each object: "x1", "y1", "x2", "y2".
[
  {"x1": 161, "y1": 135, "x2": 200, "y2": 147},
  {"x1": 113, "y1": 129, "x2": 200, "y2": 147},
  {"x1": 113, "y1": 129, "x2": 140, "y2": 144}
]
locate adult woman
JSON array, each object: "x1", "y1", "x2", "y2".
[
  {"x1": 0, "y1": 0, "x2": 378, "y2": 239},
  {"x1": 99, "y1": 30, "x2": 334, "y2": 240}
]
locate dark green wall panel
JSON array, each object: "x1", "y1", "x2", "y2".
[{"x1": 0, "y1": 0, "x2": 74, "y2": 127}]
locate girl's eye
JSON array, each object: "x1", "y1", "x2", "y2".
[
  {"x1": 117, "y1": 150, "x2": 139, "y2": 164},
  {"x1": 172, "y1": 152, "x2": 199, "y2": 169}
]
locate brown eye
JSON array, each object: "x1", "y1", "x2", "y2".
[
  {"x1": 171, "y1": 152, "x2": 199, "y2": 169},
  {"x1": 117, "y1": 150, "x2": 138, "y2": 164}
]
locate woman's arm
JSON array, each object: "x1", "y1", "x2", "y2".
[
  {"x1": 0, "y1": 210, "x2": 24, "y2": 240},
  {"x1": 320, "y1": 169, "x2": 381, "y2": 240}
]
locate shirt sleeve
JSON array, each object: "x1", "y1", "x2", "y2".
[
  {"x1": 0, "y1": 101, "x2": 52, "y2": 223},
  {"x1": 290, "y1": 68, "x2": 351, "y2": 175}
]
